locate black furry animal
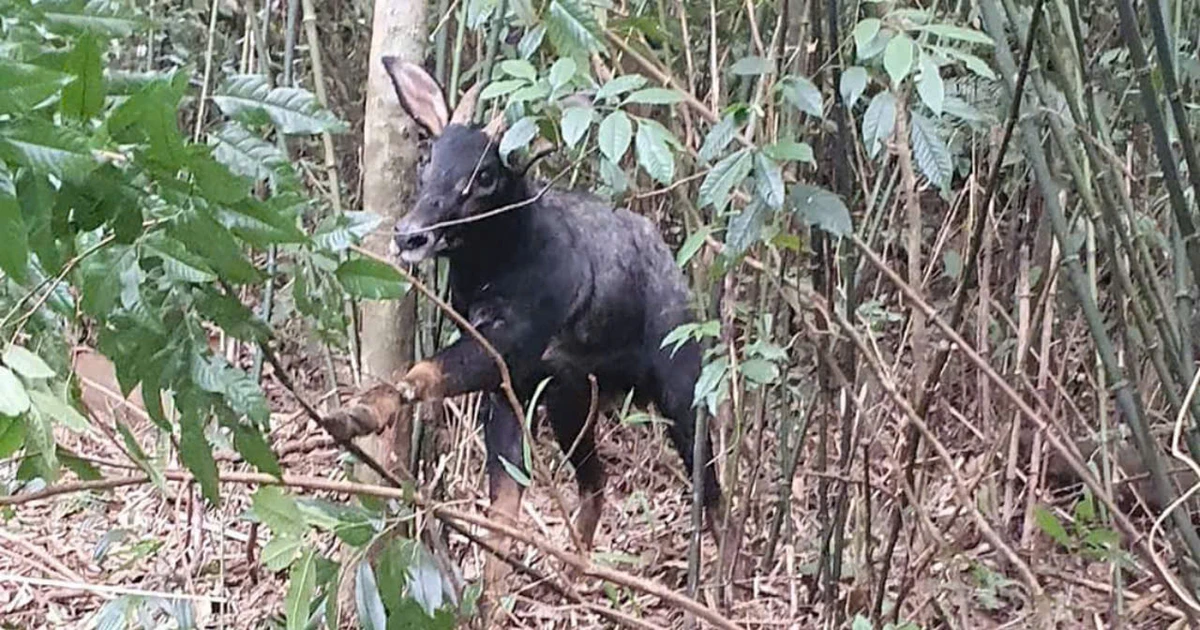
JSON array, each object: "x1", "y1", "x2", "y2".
[{"x1": 331, "y1": 58, "x2": 723, "y2": 572}]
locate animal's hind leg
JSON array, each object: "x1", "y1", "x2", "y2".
[
  {"x1": 479, "y1": 391, "x2": 525, "y2": 586},
  {"x1": 544, "y1": 375, "x2": 606, "y2": 551}
]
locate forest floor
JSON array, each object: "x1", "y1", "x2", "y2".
[{"x1": 0, "y1": 345, "x2": 1182, "y2": 629}]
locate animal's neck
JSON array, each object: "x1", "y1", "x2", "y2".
[{"x1": 448, "y1": 177, "x2": 537, "y2": 276}]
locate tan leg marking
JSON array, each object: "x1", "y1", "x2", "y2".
[{"x1": 399, "y1": 360, "x2": 445, "y2": 401}]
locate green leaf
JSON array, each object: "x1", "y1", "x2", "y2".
[
  {"x1": 916, "y1": 54, "x2": 944, "y2": 116},
  {"x1": 1032, "y1": 505, "x2": 1071, "y2": 547},
  {"x1": 693, "y1": 356, "x2": 729, "y2": 414},
  {"x1": 210, "y1": 121, "x2": 291, "y2": 188},
  {"x1": 545, "y1": 0, "x2": 605, "y2": 56},
  {"x1": 0, "y1": 119, "x2": 96, "y2": 181},
  {"x1": 355, "y1": 561, "x2": 388, "y2": 630},
  {"x1": 286, "y1": 549, "x2": 318, "y2": 630},
  {"x1": 730, "y1": 55, "x2": 773, "y2": 76},
  {"x1": 479, "y1": 79, "x2": 527, "y2": 101},
  {"x1": 194, "y1": 288, "x2": 271, "y2": 343},
  {"x1": 4, "y1": 346, "x2": 55, "y2": 380},
  {"x1": 61, "y1": 33, "x2": 105, "y2": 120},
  {"x1": 43, "y1": 7, "x2": 141, "y2": 37},
  {"x1": 179, "y1": 404, "x2": 220, "y2": 506},
  {"x1": 788, "y1": 184, "x2": 853, "y2": 237},
  {"x1": 697, "y1": 148, "x2": 752, "y2": 212},
  {"x1": 23, "y1": 405, "x2": 57, "y2": 480},
  {"x1": 916, "y1": 23, "x2": 994, "y2": 45},
  {"x1": 0, "y1": 59, "x2": 72, "y2": 114},
  {"x1": 0, "y1": 181, "x2": 27, "y2": 283},
  {"x1": 518, "y1": 24, "x2": 546, "y2": 58},
  {"x1": 0, "y1": 367, "x2": 31, "y2": 417},
  {"x1": 753, "y1": 152, "x2": 784, "y2": 209},
  {"x1": 169, "y1": 211, "x2": 264, "y2": 285},
  {"x1": 221, "y1": 367, "x2": 271, "y2": 426},
  {"x1": 508, "y1": 82, "x2": 550, "y2": 104},
  {"x1": 635, "y1": 119, "x2": 675, "y2": 184},
  {"x1": 853, "y1": 19, "x2": 882, "y2": 58},
  {"x1": 840, "y1": 66, "x2": 868, "y2": 110},
  {"x1": 943, "y1": 249, "x2": 963, "y2": 280},
  {"x1": 763, "y1": 140, "x2": 814, "y2": 164},
  {"x1": 232, "y1": 421, "x2": 282, "y2": 477},
  {"x1": 779, "y1": 76, "x2": 823, "y2": 118},
  {"x1": 698, "y1": 114, "x2": 739, "y2": 163},
  {"x1": 739, "y1": 358, "x2": 779, "y2": 385},
  {"x1": 407, "y1": 543, "x2": 445, "y2": 617},
  {"x1": 336, "y1": 259, "x2": 410, "y2": 300},
  {"x1": 910, "y1": 112, "x2": 952, "y2": 188},
  {"x1": 499, "y1": 116, "x2": 539, "y2": 162},
  {"x1": 560, "y1": 106, "x2": 593, "y2": 148},
  {"x1": 499, "y1": 59, "x2": 537, "y2": 82},
  {"x1": 548, "y1": 58, "x2": 578, "y2": 90},
  {"x1": 623, "y1": 88, "x2": 684, "y2": 105},
  {"x1": 596, "y1": 74, "x2": 647, "y2": 101},
  {"x1": 884, "y1": 34, "x2": 915, "y2": 86},
  {"x1": 217, "y1": 198, "x2": 309, "y2": 246},
  {"x1": 253, "y1": 486, "x2": 307, "y2": 537},
  {"x1": 676, "y1": 226, "x2": 712, "y2": 268},
  {"x1": 499, "y1": 455, "x2": 532, "y2": 487},
  {"x1": 28, "y1": 389, "x2": 89, "y2": 433},
  {"x1": 0, "y1": 415, "x2": 26, "y2": 458},
  {"x1": 262, "y1": 534, "x2": 302, "y2": 572},
  {"x1": 598, "y1": 110, "x2": 633, "y2": 163},
  {"x1": 726, "y1": 199, "x2": 768, "y2": 256},
  {"x1": 851, "y1": 615, "x2": 874, "y2": 630},
  {"x1": 862, "y1": 92, "x2": 897, "y2": 159},
  {"x1": 143, "y1": 234, "x2": 218, "y2": 283},
  {"x1": 939, "y1": 46, "x2": 996, "y2": 80},
  {"x1": 212, "y1": 75, "x2": 347, "y2": 135}
]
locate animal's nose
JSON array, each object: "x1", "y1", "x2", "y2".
[{"x1": 395, "y1": 230, "x2": 430, "y2": 251}]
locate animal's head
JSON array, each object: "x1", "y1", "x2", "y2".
[{"x1": 382, "y1": 57, "x2": 514, "y2": 263}]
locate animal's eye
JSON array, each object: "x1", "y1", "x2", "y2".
[{"x1": 476, "y1": 168, "x2": 494, "y2": 189}]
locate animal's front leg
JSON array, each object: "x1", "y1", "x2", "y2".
[{"x1": 478, "y1": 392, "x2": 527, "y2": 589}]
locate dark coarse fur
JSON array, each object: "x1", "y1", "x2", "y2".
[{"x1": 377, "y1": 59, "x2": 723, "y2": 545}]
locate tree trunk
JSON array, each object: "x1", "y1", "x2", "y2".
[{"x1": 359, "y1": 0, "x2": 427, "y2": 482}]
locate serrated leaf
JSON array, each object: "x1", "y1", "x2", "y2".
[
  {"x1": 730, "y1": 55, "x2": 773, "y2": 75},
  {"x1": 884, "y1": 34, "x2": 915, "y2": 86},
  {"x1": 917, "y1": 54, "x2": 944, "y2": 116},
  {"x1": 635, "y1": 119, "x2": 674, "y2": 184},
  {"x1": 210, "y1": 121, "x2": 290, "y2": 188},
  {"x1": 169, "y1": 210, "x2": 264, "y2": 285},
  {"x1": 61, "y1": 33, "x2": 104, "y2": 120},
  {"x1": 698, "y1": 115, "x2": 739, "y2": 163},
  {"x1": 753, "y1": 152, "x2": 784, "y2": 209},
  {"x1": 499, "y1": 116, "x2": 538, "y2": 161},
  {"x1": 560, "y1": 106, "x2": 592, "y2": 148},
  {"x1": 222, "y1": 367, "x2": 270, "y2": 425},
  {"x1": 499, "y1": 59, "x2": 537, "y2": 82},
  {"x1": 0, "y1": 119, "x2": 96, "y2": 181},
  {"x1": 788, "y1": 184, "x2": 852, "y2": 237},
  {"x1": 212, "y1": 74, "x2": 347, "y2": 135},
  {"x1": 916, "y1": 23, "x2": 994, "y2": 45},
  {"x1": 548, "y1": 58, "x2": 577, "y2": 90},
  {"x1": 1032, "y1": 505, "x2": 1071, "y2": 547},
  {"x1": 623, "y1": 88, "x2": 684, "y2": 105},
  {"x1": 479, "y1": 79, "x2": 527, "y2": 101},
  {"x1": 355, "y1": 561, "x2": 388, "y2": 630},
  {"x1": 725, "y1": 199, "x2": 768, "y2": 256},
  {"x1": 0, "y1": 59, "x2": 72, "y2": 114},
  {"x1": 4, "y1": 346, "x2": 55, "y2": 380},
  {"x1": 0, "y1": 367, "x2": 31, "y2": 416},
  {"x1": 853, "y1": 19, "x2": 882, "y2": 58},
  {"x1": 596, "y1": 74, "x2": 647, "y2": 101},
  {"x1": 910, "y1": 112, "x2": 952, "y2": 187},
  {"x1": 762, "y1": 140, "x2": 814, "y2": 164},
  {"x1": 336, "y1": 259, "x2": 410, "y2": 300},
  {"x1": 545, "y1": 0, "x2": 604, "y2": 56},
  {"x1": 179, "y1": 404, "x2": 219, "y2": 505},
  {"x1": 862, "y1": 92, "x2": 897, "y2": 159},
  {"x1": 598, "y1": 110, "x2": 633, "y2": 163},
  {"x1": 286, "y1": 549, "x2": 317, "y2": 630},
  {"x1": 697, "y1": 148, "x2": 752, "y2": 212},
  {"x1": 740, "y1": 358, "x2": 779, "y2": 384},
  {"x1": 780, "y1": 76, "x2": 823, "y2": 118},
  {"x1": 840, "y1": 66, "x2": 868, "y2": 110},
  {"x1": 217, "y1": 198, "x2": 309, "y2": 246},
  {"x1": 144, "y1": 235, "x2": 218, "y2": 283}
]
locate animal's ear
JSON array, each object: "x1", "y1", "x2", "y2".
[
  {"x1": 381, "y1": 56, "x2": 448, "y2": 136},
  {"x1": 482, "y1": 110, "x2": 507, "y2": 142},
  {"x1": 449, "y1": 82, "x2": 481, "y2": 127}
]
